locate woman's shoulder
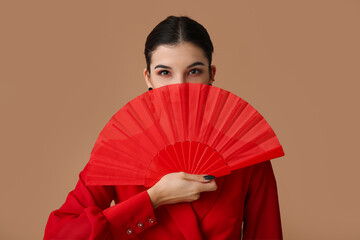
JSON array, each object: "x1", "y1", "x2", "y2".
[{"x1": 225, "y1": 160, "x2": 276, "y2": 187}]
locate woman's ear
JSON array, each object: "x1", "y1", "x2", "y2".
[
  {"x1": 209, "y1": 65, "x2": 216, "y2": 84},
  {"x1": 143, "y1": 68, "x2": 153, "y2": 88}
]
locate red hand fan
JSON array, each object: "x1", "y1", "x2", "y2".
[{"x1": 85, "y1": 83, "x2": 284, "y2": 187}]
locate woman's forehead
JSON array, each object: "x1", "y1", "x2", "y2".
[{"x1": 150, "y1": 42, "x2": 208, "y2": 68}]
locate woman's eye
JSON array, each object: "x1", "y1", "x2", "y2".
[
  {"x1": 159, "y1": 70, "x2": 170, "y2": 75},
  {"x1": 189, "y1": 69, "x2": 202, "y2": 75}
]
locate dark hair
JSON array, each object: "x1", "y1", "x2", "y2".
[{"x1": 144, "y1": 15, "x2": 214, "y2": 74}]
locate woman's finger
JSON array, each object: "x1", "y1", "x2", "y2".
[
  {"x1": 180, "y1": 172, "x2": 215, "y2": 182},
  {"x1": 196, "y1": 180, "x2": 218, "y2": 193}
]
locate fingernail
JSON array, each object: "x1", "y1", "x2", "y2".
[{"x1": 204, "y1": 175, "x2": 215, "y2": 180}]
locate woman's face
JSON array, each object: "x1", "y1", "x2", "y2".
[{"x1": 144, "y1": 42, "x2": 216, "y2": 89}]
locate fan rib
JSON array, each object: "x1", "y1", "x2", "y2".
[
  {"x1": 157, "y1": 153, "x2": 175, "y2": 171},
  {"x1": 126, "y1": 107, "x2": 161, "y2": 151},
  {"x1": 101, "y1": 139, "x2": 149, "y2": 166},
  {"x1": 218, "y1": 106, "x2": 260, "y2": 153},
  {"x1": 172, "y1": 143, "x2": 186, "y2": 171},
  {"x1": 192, "y1": 146, "x2": 214, "y2": 174},
  {"x1": 226, "y1": 129, "x2": 279, "y2": 161},
  {"x1": 183, "y1": 141, "x2": 191, "y2": 173},
  {"x1": 164, "y1": 145, "x2": 183, "y2": 171},
  {"x1": 195, "y1": 86, "x2": 211, "y2": 141},
  {"x1": 189, "y1": 141, "x2": 201, "y2": 174},
  {"x1": 201, "y1": 156, "x2": 224, "y2": 174},
  {"x1": 228, "y1": 145, "x2": 284, "y2": 170},
  {"x1": 89, "y1": 156, "x2": 145, "y2": 172},
  {"x1": 202, "y1": 89, "x2": 225, "y2": 144},
  {"x1": 179, "y1": 84, "x2": 189, "y2": 140},
  {"x1": 110, "y1": 119, "x2": 153, "y2": 157},
  {"x1": 141, "y1": 96, "x2": 170, "y2": 146},
  {"x1": 161, "y1": 89, "x2": 178, "y2": 142},
  {"x1": 210, "y1": 98, "x2": 244, "y2": 148}
]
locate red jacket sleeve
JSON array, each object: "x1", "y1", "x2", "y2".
[
  {"x1": 44, "y1": 163, "x2": 157, "y2": 240},
  {"x1": 242, "y1": 160, "x2": 283, "y2": 240}
]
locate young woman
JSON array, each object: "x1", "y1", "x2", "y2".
[{"x1": 44, "y1": 15, "x2": 283, "y2": 240}]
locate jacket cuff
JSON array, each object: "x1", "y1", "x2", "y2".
[{"x1": 103, "y1": 190, "x2": 157, "y2": 239}]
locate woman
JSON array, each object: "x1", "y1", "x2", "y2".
[{"x1": 44, "y1": 15, "x2": 283, "y2": 240}]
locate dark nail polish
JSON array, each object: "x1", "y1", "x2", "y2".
[{"x1": 204, "y1": 175, "x2": 215, "y2": 180}]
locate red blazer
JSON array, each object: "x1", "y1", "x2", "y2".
[{"x1": 44, "y1": 160, "x2": 282, "y2": 239}]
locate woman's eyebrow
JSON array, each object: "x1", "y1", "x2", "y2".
[
  {"x1": 154, "y1": 62, "x2": 205, "y2": 70},
  {"x1": 187, "y1": 62, "x2": 205, "y2": 68},
  {"x1": 154, "y1": 64, "x2": 171, "y2": 69}
]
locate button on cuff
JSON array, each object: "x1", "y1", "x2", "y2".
[{"x1": 126, "y1": 228, "x2": 133, "y2": 235}]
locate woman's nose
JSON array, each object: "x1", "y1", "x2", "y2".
[{"x1": 174, "y1": 76, "x2": 186, "y2": 84}]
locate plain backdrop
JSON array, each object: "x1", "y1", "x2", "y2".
[{"x1": 1, "y1": 0, "x2": 359, "y2": 239}]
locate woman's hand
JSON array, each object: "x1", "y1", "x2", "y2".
[{"x1": 147, "y1": 172, "x2": 217, "y2": 209}]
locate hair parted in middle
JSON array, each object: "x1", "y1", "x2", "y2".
[{"x1": 144, "y1": 15, "x2": 214, "y2": 75}]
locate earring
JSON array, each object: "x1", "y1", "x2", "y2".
[{"x1": 148, "y1": 87, "x2": 153, "y2": 91}]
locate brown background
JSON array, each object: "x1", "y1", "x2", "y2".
[{"x1": 1, "y1": 0, "x2": 359, "y2": 239}]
